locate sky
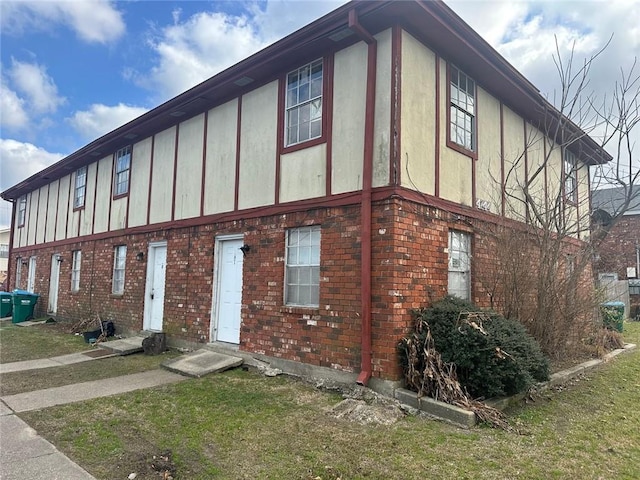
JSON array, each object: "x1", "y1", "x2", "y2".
[{"x1": 1, "y1": 0, "x2": 639, "y2": 230}]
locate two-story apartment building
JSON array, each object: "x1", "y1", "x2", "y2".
[{"x1": 1, "y1": 0, "x2": 610, "y2": 389}]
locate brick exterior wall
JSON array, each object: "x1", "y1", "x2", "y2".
[
  {"x1": 594, "y1": 215, "x2": 640, "y2": 280},
  {"x1": 8, "y1": 197, "x2": 596, "y2": 381}
]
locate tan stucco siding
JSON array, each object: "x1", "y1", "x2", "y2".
[
  {"x1": 175, "y1": 114, "x2": 205, "y2": 220},
  {"x1": 44, "y1": 180, "x2": 59, "y2": 243},
  {"x1": 127, "y1": 137, "x2": 152, "y2": 228},
  {"x1": 238, "y1": 83, "x2": 277, "y2": 210},
  {"x1": 149, "y1": 127, "x2": 177, "y2": 225},
  {"x1": 93, "y1": 155, "x2": 113, "y2": 234},
  {"x1": 204, "y1": 99, "x2": 237, "y2": 215},
  {"x1": 332, "y1": 42, "x2": 367, "y2": 194},
  {"x1": 373, "y1": 28, "x2": 392, "y2": 188},
  {"x1": 475, "y1": 87, "x2": 502, "y2": 213},
  {"x1": 35, "y1": 185, "x2": 48, "y2": 244},
  {"x1": 502, "y1": 106, "x2": 527, "y2": 221},
  {"x1": 524, "y1": 123, "x2": 547, "y2": 220},
  {"x1": 400, "y1": 31, "x2": 436, "y2": 195},
  {"x1": 280, "y1": 144, "x2": 326, "y2": 203},
  {"x1": 109, "y1": 197, "x2": 127, "y2": 231},
  {"x1": 79, "y1": 163, "x2": 97, "y2": 236},
  {"x1": 26, "y1": 190, "x2": 38, "y2": 246},
  {"x1": 55, "y1": 175, "x2": 70, "y2": 242}
]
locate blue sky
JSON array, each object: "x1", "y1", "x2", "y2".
[{"x1": 1, "y1": 0, "x2": 639, "y2": 229}]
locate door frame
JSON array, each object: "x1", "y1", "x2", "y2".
[
  {"x1": 48, "y1": 253, "x2": 61, "y2": 314},
  {"x1": 143, "y1": 241, "x2": 168, "y2": 332},
  {"x1": 210, "y1": 234, "x2": 244, "y2": 343}
]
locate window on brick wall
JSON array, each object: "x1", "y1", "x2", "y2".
[
  {"x1": 285, "y1": 225, "x2": 320, "y2": 307},
  {"x1": 15, "y1": 258, "x2": 22, "y2": 288},
  {"x1": 71, "y1": 250, "x2": 82, "y2": 292},
  {"x1": 27, "y1": 256, "x2": 36, "y2": 293},
  {"x1": 112, "y1": 245, "x2": 127, "y2": 294},
  {"x1": 18, "y1": 196, "x2": 27, "y2": 227},
  {"x1": 448, "y1": 230, "x2": 471, "y2": 300}
]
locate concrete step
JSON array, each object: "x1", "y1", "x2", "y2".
[{"x1": 162, "y1": 349, "x2": 243, "y2": 378}]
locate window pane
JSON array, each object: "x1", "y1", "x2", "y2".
[{"x1": 285, "y1": 226, "x2": 321, "y2": 306}]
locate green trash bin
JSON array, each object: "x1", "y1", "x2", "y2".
[
  {"x1": 0, "y1": 292, "x2": 12, "y2": 318},
  {"x1": 12, "y1": 290, "x2": 40, "y2": 323},
  {"x1": 601, "y1": 301, "x2": 625, "y2": 333}
]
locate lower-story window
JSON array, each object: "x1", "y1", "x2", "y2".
[
  {"x1": 71, "y1": 250, "x2": 82, "y2": 292},
  {"x1": 15, "y1": 258, "x2": 22, "y2": 289},
  {"x1": 448, "y1": 230, "x2": 471, "y2": 300},
  {"x1": 112, "y1": 245, "x2": 127, "y2": 294},
  {"x1": 285, "y1": 225, "x2": 320, "y2": 307}
]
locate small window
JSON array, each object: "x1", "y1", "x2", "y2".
[
  {"x1": 114, "y1": 146, "x2": 131, "y2": 197},
  {"x1": 71, "y1": 250, "x2": 82, "y2": 292},
  {"x1": 112, "y1": 245, "x2": 127, "y2": 294},
  {"x1": 17, "y1": 196, "x2": 27, "y2": 227},
  {"x1": 74, "y1": 166, "x2": 87, "y2": 209},
  {"x1": 449, "y1": 65, "x2": 476, "y2": 152},
  {"x1": 15, "y1": 258, "x2": 22, "y2": 288},
  {"x1": 27, "y1": 256, "x2": 36, "y2": 293},
  {"x1": 285, "y1": 59, "x2": 323, "y2": 147},
  {"x1": 564, "y1": 149, "x2": 577, "y2": 203},
  {"x1": 0, "y1": 244, "x2": 8, "y2": 259},
  {"x1": 285, "y1": 226, "x2": 321, "y2": 307},
  {"x1": 448, "y1": 230, "x2": 471, "y2": 300}
]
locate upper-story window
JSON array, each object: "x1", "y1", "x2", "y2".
[
  {"x1": 449, "y1": 65, "x2": 476, "y2": 153},
  {"x1": 114, "y1": 146, "x2": 131, "y2": 197},
  {"x1": 17, "y1": 196, "x2": 27, "y2": 227},
  {"x1": 564, "y1": 149, "x2": 577, "y2": 203},
  {"x1": 74, "y1": 166, "x2": 87, "y2": 209},
  {"x1": 285, "y1": 59, "x2": 323, "y2": 147}
]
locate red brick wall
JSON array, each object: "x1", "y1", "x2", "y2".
[{"x1": 8, "y1": 197, "x2": 597, "y2": 381}]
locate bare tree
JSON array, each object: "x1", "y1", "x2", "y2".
[{"x1": 482, "y1": 39, "x2": 640, "y2": 359}]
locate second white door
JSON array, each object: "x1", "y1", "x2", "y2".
[
  {"x1": 144, "y1": 243, "x2": 167, "y2": 332},
  {"x1": 213, "y1": 237, "x2": 244, "y2": 344}
]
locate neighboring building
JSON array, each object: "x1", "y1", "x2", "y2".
[
  {"x1": 0, "y1": 228, "x2": 9, "y2": 289},
  {"x1": 0, "y1": 0, "x2": 609, "y2": 390},
  {"x1": 592, "y1": 186, "x2": 640, "y2": 316}
]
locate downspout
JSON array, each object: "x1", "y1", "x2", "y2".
[
  {"x1": 6, "y1": 200, "x2": 16, "y2": 290},
  {"x1": 349, "y1": 9, "x2": 377, "y2": 386}
]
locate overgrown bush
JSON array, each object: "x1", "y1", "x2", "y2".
[{"x1": 399, "y1": 296, "x2": 550, "y2": 399}]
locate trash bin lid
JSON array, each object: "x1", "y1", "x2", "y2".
[
  {"x1": 601, "y1": 301, "x2": 625, "y2": 307},
  {"x1": 13, "y1": 289, "x2": 31, "y2": 295}
]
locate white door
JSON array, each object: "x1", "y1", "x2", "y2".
[
  {"x1": 48, "y1": 254, "x2": 61, "y2": 313},
  {"x1": 27, "y1": 256, "x2": 36, "y2": 292},
  {"x1": 213, "y1": 237, "x2": 244, "y2": 344},
  {"x1": 143, "y1": 243, "x2": 167, "y2": 331}
]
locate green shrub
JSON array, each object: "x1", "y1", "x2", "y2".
[{"x1": 399, "y1": 296, "x2": 549, "y2": 399}]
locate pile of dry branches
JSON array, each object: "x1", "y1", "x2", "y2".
[
  {"x1": 67, "y1": 313, "x2": 108, "y2": 344},
  {"x1": 400, "y1": 317, "x2": 515, "y2": 432}
]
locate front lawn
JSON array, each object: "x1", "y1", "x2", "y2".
[{"x1": 19, "y1": 322, "x2": 640, "y2": 480}]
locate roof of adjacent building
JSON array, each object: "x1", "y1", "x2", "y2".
[
  {"x1": 1, "y1": 0, "x2": 612, "y2": 202},
  {"x1": 591, "y1": 186, "x2": 640, "y2": 217}
]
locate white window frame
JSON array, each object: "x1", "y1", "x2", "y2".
[
  {"x1": 27, "y1": 256, "x2": 36, "y2": 293},
  {"x1": 15, "y1": 258, "x2": 22, "y2": 289},
  {"x1": 74, "y1": 166, "x2": 87, "y2": 209},
  {"x1": 114, "y1": 146, "x2": 131, "y2": 197},
  {"x1": 285, "y1": 59, "x2": 323, "y2": 147},
  {"x1": 71, "y1": 250, "x2": 82, "y2": 292},
  {"x1": 112, "y1": 245, "x2": 127, "y2": 294},
  {"x1": 0, "y1": 243, "x2": 8, "y2": 259},
  {"x1": 18, "y1": 196, "x2": 27, "y2": 227},
  {"x1": 564, "y1": 149, "x2": 577, "y2": 203},
  {"x1": 285, "y1": 226, "x2": 321, "y2": 307},
  {"x1": 448, "y1": 230, "x2": 471, "y2": 301},
  {"x1": 449, "y1": 65, "x2": 476, "y2": 152}
]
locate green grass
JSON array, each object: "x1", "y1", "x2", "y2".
[
  {"x1": 18, "y1": 322, "x2": 640, "y2": 480},
  {"x1": 0, "y1": 320, "x2": 89, "y2": 362}
]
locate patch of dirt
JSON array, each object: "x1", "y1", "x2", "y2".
[
  {"x1": 124, "y1": 450, "x2": 177, "y2": 480},
  {"x1": 328, "y1": 398, "x2": 405, "y2": 425}
]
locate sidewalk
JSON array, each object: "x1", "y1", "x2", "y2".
[{"x1": 0, "y1": 351, "x2": 186, "y2": 480}]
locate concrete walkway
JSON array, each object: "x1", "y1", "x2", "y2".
[{"x1": 0, "y1": 352, "x2": 187, "y2": 480}]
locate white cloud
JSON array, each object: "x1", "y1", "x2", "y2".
[
  {"x1": 9, "y1": 59, "x2": 66, "y2": 115},
  {"x1": 133, "y1": 1, "x2": 346, "y2": 101},
  {"x1": 0, "y1": 83, "x2": 28, "y2": 130},
  {"x1": 67, "y1": 103, "x2": 149, "y2": 139},
  {"x1": 0, "y1": 0, "x2": 125, "y2": 44},
  {"x1": 0, "y1": 138, "x2": 65, "y2": 228}
]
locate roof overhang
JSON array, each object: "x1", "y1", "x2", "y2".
[{"x1": 1, "y1": 0, "x2": 611, "y2": 201}]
